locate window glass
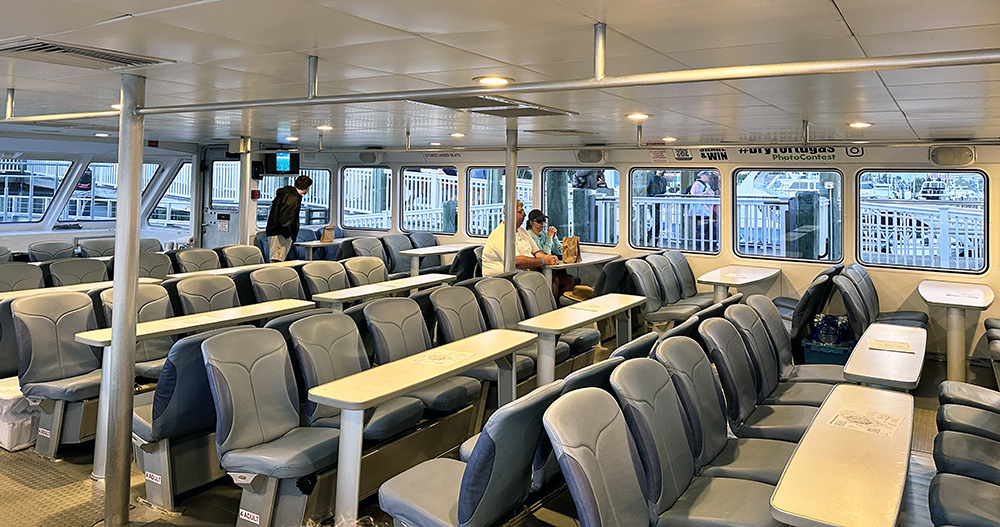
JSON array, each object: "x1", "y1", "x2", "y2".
[
  {"x1": 0, "y1": 158, "x2": 74, "y2": 223},
  {"x1": 149, "y1": 162, "x2": 192, "y2": 230},
  {"x1": 255, "y1": 169, "x2": 331, "y2": 228},
  {"x1": 858, "y1": 171, "x2": 985, "y2": 271},
  {"x1": 734, "y1": 170, "x2": 842, "y2": 261},
  {"x1": 342, "y1": 167, "x2": 392, "y2": 230},
  {"x1": 630, "y1": 168, "x2": 722, "y2": 252},
  {"x1": 401, "y1": 167, "x2": 458, "y2": 233},
  {"x1": 60, "y1": 162, "x2": 159, "y2": 221},
  {"x1": 467, "y1": 167, "x2": 533, "y2": 236},
  {"x1": 542, "y1": 168, "x2": 620, "y2": 245}
]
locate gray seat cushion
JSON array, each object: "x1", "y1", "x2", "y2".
[
  {"x1": 560, "y1": 327, "x2": 600, "y2": 355},
  {"x1": 699, "y1": 438, "x2": 795, "y2": 486},
  {"x1": 219, "y1": 426, "x2": 340, "y2": 479},
  {"x1": 761, "y1": 381, "x2": 832, "y2": 407},
  {"x1": 407, "y1": 376, "x2": 482, "y2": 413},
  {"x1": 934, "y1": 430, "x2": 1000, "y2": 487},
  {"x1": 314, "y1": 396, "x2": 424, "y2": 442},
  {"x1": 20, "y1": 369, "x2": 103, "y2": 401},
  {"x1": 739, "y1": 404, "x2": 816, "y2": 442},
  {"x1": 930, "y1": 472, "x2": 1000, "y2": 527},
  {"x1": 379, "y1": 457, "x2": 465, "y2": 527},
  {"x1": 939, "y1": 381, "x2": 1000, "y2": 414},
  {"x1": 938, "y1": 404, "x2": 1000, "y2": 442},
  {"x1": 656, "y1": 475, "x2": 783, "y2": 527}
]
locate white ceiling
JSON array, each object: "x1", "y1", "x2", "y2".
[{"x1": 2, "y1": 0, "x2": 1000, "y2": 148}]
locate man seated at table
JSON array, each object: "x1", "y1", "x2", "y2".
[{"x1": 482, "y1": 200, "x2": 558, "y2": 276}]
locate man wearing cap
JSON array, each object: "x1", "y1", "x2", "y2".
[
  {"x1": 526, "y1": 209, "x2": 562, "y2": 257},
  {"x1": 481, "y1": 200, "x2": 559, "y2": 276}
]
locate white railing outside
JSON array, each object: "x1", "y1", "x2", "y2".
[{"x1": 859, "y1": 200, "x2": 985, "y2": 270}]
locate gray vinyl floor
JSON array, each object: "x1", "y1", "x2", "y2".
[{"x1": 0, "y1": 358, "x2": 988, "y2": 527}]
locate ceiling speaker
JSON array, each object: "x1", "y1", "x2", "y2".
[
  {"x1": 359, "y1": 151, "x2": 384, "y2": 164},
  {"x1": 576, "y1": 149, "x2": 606, "y2": 164},
  {"x1": 930, "y1": 146, "x2": 974, "y2": 166}
]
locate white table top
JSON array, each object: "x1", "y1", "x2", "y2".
[
  {"x1": 311, "y1": 273, "x2": 455, "y2": 305},
  {"x1": 770, "y1": 384, "x2": 913, "y2": 527},
  {"x1": 165, "y1": 259, "x2": 307, "y2": 279},
  {"x1": 0, "y1": 277, "x2": 161, "y2": 302},
  {"x1": 399, "y1": 243, "x2": 480, "y2": 257},
  {"x1": 844, "y1": 323, "x2": 927, "y2": 389},
  {"x1": 74, "y1": 298, "x2": 315, "y2": 347},
  {"x1": 546, "y1": 252, "x2": 617, "y2": 271},
  {"x1": 308, "y1": 329, "x2": 536, "y2": 410},
  {"x1": 918, "y1": 280, "x2": 995, "y2": 310},
  {"x1": 697, "y1": 265, "x2": 781, "y2": 287},
  {"x1": 518, "y1": 293, "x2": 645, "y2": 335},
  {"x1": 295, "y1": 240, "x2": 344, "y2": 247}
]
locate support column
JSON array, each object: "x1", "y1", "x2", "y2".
[
  {"x1": 103, "y1": 73, "x2": 145, "y2": 527},
  {"x1": 503, "y1": 118, "x2": 518, "y2": 272}
]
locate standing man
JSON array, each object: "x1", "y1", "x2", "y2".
[
  {"x1": 481, "y1": 200, "x2": 559, "y2": 276},
  {"x1": 265, "y1": 174, "x2": 312, "y2": 262}
]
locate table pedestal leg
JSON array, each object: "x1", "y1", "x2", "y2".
[
  {"x1": 714, "y1": 285, "x2": 728, "y2": 303},
  {"x1": 410, "y1": 257, "x2": 421, "y2": 278},
  {"x1": 946, "y1": 307, "x2": 967, "y2": 382},
  {"x1": 537, "y1": 334, "x2": 557, "y2": 386},
  {"x1": 495, "y1": 352, "x2": 516, "y2": 406},
  {"x1": 616, "y1": 310, "x2": 632, "y2": 348},
  {"x1": 334, "y1": 409, "x2": 364, "y2": 527}
]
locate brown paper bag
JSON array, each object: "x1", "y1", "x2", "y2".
[
  {"x1": 320, "y1": 225, "x2": 339, "y2": 243},
  {"x1": 561, "y1": 236, "x2": 581, "y2": 263}
]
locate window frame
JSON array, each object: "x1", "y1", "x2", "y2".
[
  {"x1": 399, "y1": 165, "x2": 459, "y2": 234},
  {"x1": 540, "y1": 166, "x2": 622, "y2": 247},
  {"x1": 626, "y1": 166, "x2": 724, "y2": 254},
  {"x1": 340, "y1": 165, "x2": 393, "y2": 232},
  {"x1": 854, "y1": 168, "x2": 988, "y2": 275},
  {"x1": 465, "y1": 165, "x2": 534, "y2": 238},
  {"x1": 731, "y1": 167, "x2": 845, "y2": 264}
]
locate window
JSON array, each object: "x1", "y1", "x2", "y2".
[
  {"x1": 342, "y1": 167, "x2": 391, "y2": 230},
  {"x1": 401, "y1": 166, "x2": 458, "y2": 233},
  {"x1": 467, "y1": 167, "x2": 533, "y2": 236},
  {"x1": 60, "y1": 162, "x2": 159, "y2": 221},
  {"x1": 542, "y1": 168, "x2": 620, "y2": 245},
  {"x1": 149, "y1": 162, "x2": 192, "y2": 230},
  {"x1": 858, "y1": 170, "x2": 985, "y2": 271},
  {"x1": 734, "y1": 169, "x2": 842, "y2": 261},
  {"x1": 0, "y1": 158, "x2": 74, "y2": 222},
  {"x1": 630, "y1": 168, "x2": 722, "y2": 252},
  {"x1": 255, "y1": 169, "x2": 331, "y2": 228}
]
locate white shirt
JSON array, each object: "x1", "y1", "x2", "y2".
[{"x1": 482, "y1": 222, "x2": 540, "y2": 276}]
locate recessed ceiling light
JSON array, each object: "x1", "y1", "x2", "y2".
[
  {"x1": 316, "y1": 125, "x2": 333, "y2": 131},
  {"x1": 285, "y1": 136, "x2": 299, "y2": 141},
  {"x1": 110, "y1": 104, "x2": 122, "y2": 110},
  {"x1": 627, "y1": 113, "x2": 650, "y2": 120},
  {"x1": 662, "y1": 136, "x2": 678, "y2": 142},
  {"x1": 474, "y1": 76, "x2": 514, "y2": 86},
  {"x1": 849, "y1": 122, "x2": 872, "y2": 128},
  {"x1": 450, "y1": 132, "x2": 465, "y2": 138},
  {"x1": 429, "y1": 142, "x2": 442, "y2": 146},
  {"x1": 95, "y1": 133, "x2": 109, "y2": 137}
]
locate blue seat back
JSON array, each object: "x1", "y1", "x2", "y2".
[
  {"x1": 344, "y1": 256, "x2": 388, "y2": 286},
  {"x1": 79, "y1": 238, "x2": 116, "y2": 257},
  {"x1": 0, "y1": 262, "x2": 43, "y2": 292},
  {"x1": 101, "y1": 284, "x2": 175, "y2": 363},
  {"x1": 174, "y1": 248, "x2": 220, "y2": 273},
  {"x1": 458, "y1": 380, "x2": 564, "y2": 527},
  {"x1": 28, "y1": 241, "x2": 74, "y2": 262},
  {"x1": 250, "y1": 266, "x2": 305, "y2": 302},
  {"x1": 150, "y1": 327, "x2": 241, "y2": 441},
  {"x1": 301, "y1": 261, "x2": 349, "y2": 297},
  {"x1": 430, "y1": 286, "x2": 486, "y2": 343},
  {"x1": 288, "y1": 313, "x2": 371, "y2": 423},
  {"x1": 654, "y1": 336, "x2": 731, "y2": 471},
  {"x1": 176, "y1": 275, "x2": 239, "y2": 315},
  {"x1": 542, "y1": 388, "x2": 648, "y2": 527},
  {"x1": 475, "y1": 278, "x2": 524, "y2": 330},
  {"x1": 11, "y1": 292, "x2": 101, "y2": 385},
  {"x1": 201, "y1": 327, "x2": 299, "y2": 457},
  {"x1": 697, "y1": 318, "x2": 759, "y2": 432},
  {"x1": 610, "y1": 332, "x2": 658, "y2": 360},
  {"x1": 48, "y1": 258, "x2": 108, "y2": 286},
  {"x1": 610, "y1": 358, "x2": 696, "y2": 521},
  {"x1": 364, "y1": 298, "x2": 431, "y2": 364}
]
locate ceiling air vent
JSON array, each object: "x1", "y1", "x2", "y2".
[{"x1": 0, "y1": 39, "x2": 172, "y2": 70}]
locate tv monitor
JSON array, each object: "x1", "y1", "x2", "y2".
[{"x1": 263, "y1": 152, "x2": 300, "y2": 174}]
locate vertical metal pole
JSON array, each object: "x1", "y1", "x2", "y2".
[
  {"x1": 104, "y1": 73, "x2": 145, "y2": 527},
  {"x1": 594, "y1": 23, "x2": 606, "y2": 81},
  {"x1": 5, "y1": 89, "x2": 13, "y2": 119},
  {"x1": 503, "y1": 118, "x2": 518, "y2": 272},
  {"x1": 238, "y1": 138, "x2": 253, "y2": 244},
  {"x1": 307, "y1": 56, "x2": 319, "y2": 99}
]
